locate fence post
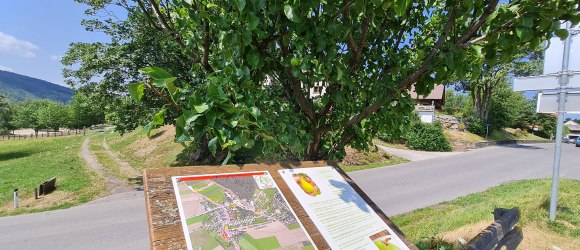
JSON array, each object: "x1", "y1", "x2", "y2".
[{"x1": 13, "y1": 189, "x2": 19, "y2": 208}]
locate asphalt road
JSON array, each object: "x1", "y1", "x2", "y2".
[
  {"x1": 350, "y1": 143, "x2": 580, "y2": 215},
  {"x1": 0, "y1": 143, "x2": 578, "y2": 249},
  {"x1": 0, "y1": 191, "x2": 149, "y2": 250}
]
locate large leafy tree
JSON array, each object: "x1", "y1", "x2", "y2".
[
  {"x1": 67, "y1": 92, "x2": 105, "y2": 129},
  {"x1": 456, "y1": 48, "x2": 543, "y2": 122},
  {"x1": 37, "y1": 101, "x2": 68, "y2": 131},
  {"x1": 75, "y1": 0, "x2": 578, "y2": 163},
  {"x1": 10, "y1": 100, "x2": 48, "y2": 134},
  {"x1": 62, "y1": 0, "x2": 192, "y2": 134},
  {"x1": 0, "y1": 94, "x2": 13, "y2": 135}
]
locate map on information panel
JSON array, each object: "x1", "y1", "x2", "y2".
[{"x1": 172, "y1": 171, "x2": 316, "y2": 250}]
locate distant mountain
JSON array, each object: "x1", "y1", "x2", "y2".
[{"x1": 0, "y1": 70, "x2": 73, "y2": 103}]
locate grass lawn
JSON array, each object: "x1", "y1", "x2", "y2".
[
  {"x1": 0, "y1": 136, "x2": 104, "y2": 216},
  {"x1": 199, "y1": 184, "x2": 226, "y2": 203},
  {"x1": 393, "y1": 179, "x2": 580, "y2": 249}
]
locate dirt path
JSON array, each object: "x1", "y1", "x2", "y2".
[
  {"x1": 80, "y1": 137, "x2": 132, "y2": 194},
  {"x1": 102, "y1": 138, "x2": 141, "y2": 178}
]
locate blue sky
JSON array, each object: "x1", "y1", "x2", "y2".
[{"x1": 0, "y1": 1, "x2": 112, "y2": 86}]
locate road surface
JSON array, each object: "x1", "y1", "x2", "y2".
[
  {"x1": 0, "y1": 143, "x2": 578, "y2": 249},
  {"x1": 350, "y1": 143, "x2": 580, "y2": 215}
]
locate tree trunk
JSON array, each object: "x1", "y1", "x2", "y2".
[{"x1": 189, "y1": 135, "x2": 226, "y2": 164}]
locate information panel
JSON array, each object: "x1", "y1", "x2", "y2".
[
  {"x1": 279, "y1": 167, "x2": 410, "y2": 250},
  {"x1": 172, "y1": 171, "x2": 315, "y2": 250}
]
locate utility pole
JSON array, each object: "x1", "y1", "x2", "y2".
[{"x1": 549, "y1": 22, "x2": 572, "y2": 222}]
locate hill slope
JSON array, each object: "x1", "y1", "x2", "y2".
[{"x1": 0, "y1": 70, "x2": 73, "y2": 103}]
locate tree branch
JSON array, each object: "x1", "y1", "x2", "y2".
[
  {"x1": 279, "y1": 39, "x2": 317, "y2": 124},
  {"x1": 342, "y1": 11, "x2": 457, "y2": 128},
  {"x1": 455, "y1": 0, "x2": 500, "y2": 47},
  {"x1": 145, "y1": 80, "x2": 181, "y2": 110},
  {"x1": 202, "y1": 21, "x2": 213, "y2": 72}
]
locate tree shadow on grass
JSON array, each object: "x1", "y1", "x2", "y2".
[{"x1": 0, "y1": 151, "x2": 35, "y2": 161}]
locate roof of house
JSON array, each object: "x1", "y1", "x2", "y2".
[
  {"x1": 564, "y1": 120, "x2": 579, "y2": 126},
  {"x1": 568, "y1": 125, "x2": 580, "y2": 131},
  {"x1": 410, "y1": 84, "x2": 445, "y2": 100}
]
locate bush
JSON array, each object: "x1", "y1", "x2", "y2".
[
  {"x1": 467, "y1": 120, "x2": 486, "y2": 136},
  {"x1": 405, "y1": 121, "x2": 452, "y2": 152}
]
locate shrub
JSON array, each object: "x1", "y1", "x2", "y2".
[
  {"x1": 405, "y1": 121, "x2": 452, "y2": 152},
  {"x1": 467, "y1": 120, "x2": 486, "y2": 136}
]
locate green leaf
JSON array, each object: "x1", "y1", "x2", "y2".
[
  {"x1": 246, "y1": 49, "x2": 260, "y2": 68},
  {"x1": 206, "y1": 3, "x2": 218, "y2": 8},
  {"x1": 236, "y1": 0, "x2": 246, "y2": 11},
  {"x1": 152, "y1": 109, "x2": 165, "y2": 126},
  {"x1": 394, "y1": 0, "x2": 408, "y2": 16},
  {"x1": 194, "y1": 103, "x2": 209, "y2": 113},
  {"x1": 207, "y1": 84, "x2": 228, "y2": 102},
  {"x1": 555, "y1": 29, "x2": 569, "y2": 40},
  {"x1": 516, "y1": 26, "x2": 533, "y2": 42},
  {"x1": 164, "y1": 78, "x2": 177, "y2": 96},
  {"x1": 208, "y1": 137, "x2": 218, "y2": 155},
  {"x1": 249, "y1": 107, "x2": 260, "y2": 118},
  {"x1": 248, "y1": 14, "x2": 259, "y2": 30},
  {"x1": 183, "y1": 109, "x2": 201, "y2": 124},
  {"x1": 139, "y1": 67, "x2": 172, "y2": 79},
  {"x1": 290, "y1": 57, "x2": 300, "y2": 66},
  {"x1": 221, "y1": 150, "x2": 232, "y2": 165},
  {"x1": 337, "y1": 67, "x2": 343, "y2": 81},
  {"x1": 127, "y1": 83, "x2": 144, "y2": 102},
  {"x1": 471, "y1": 45, "x2": 483, "y2": 58},
  {"x1": 284, "y1": 4, "x2": 301, "y2": 23},
  {"x1": 520, "y1": 16, "x2": 533, "y2": 28}
]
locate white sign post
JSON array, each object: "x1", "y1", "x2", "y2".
[{"x1": 513, "y1": 22, "x2": 580, "y2": 222}]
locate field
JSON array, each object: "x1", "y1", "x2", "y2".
[
  {"x1": 393, "y1": 179, "x2": 580, "y2": 249},
  {"x1": 0, "y1": 135, "x2": 103, "y2": 216},
  {"x1": 199, "y1": 184, "x2": 226, "y2": 203}
]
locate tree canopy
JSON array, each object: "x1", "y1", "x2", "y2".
[{"x1": 71, "y1": 0, "x2": 579, "y2": 164}]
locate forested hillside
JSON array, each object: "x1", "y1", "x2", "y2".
[{"x1": 0, "y1": 70, "x2": 73, "y2": 103}]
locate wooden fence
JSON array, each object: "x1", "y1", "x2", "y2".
[
  {"x1": 465, "y1": 208, "x2": 522, "y2": 250},
  {"x1": 0, "y1": 129, "x2": 86, "y2": 141}
]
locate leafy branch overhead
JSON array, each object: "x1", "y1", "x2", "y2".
[{"x1": 127, "y1": 0, "x2": 578, "y2": 163}]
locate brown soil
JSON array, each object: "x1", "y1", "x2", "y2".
[
  {"x1": 339, "y1": 146, "x2": 392, "y2": 166},
  {"x1": 441, "y1": 221, "x2": 580, "y2": 249}
]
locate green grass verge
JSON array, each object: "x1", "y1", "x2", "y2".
[
  {"x1": 340, "y1": 157, "x2": 408, "y2": 172},
  {"x1": 0, "y1": 136, "x2": 104, "y2": 216},
  {"x1": 393, "y1": 179, "x2": 580, "y2": 248}
]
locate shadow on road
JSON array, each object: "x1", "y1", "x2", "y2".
[{"x1": 498, "y1": 144, "x2": 546, "y2": 150}]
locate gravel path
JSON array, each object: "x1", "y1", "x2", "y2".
[{"x1": 80, "y1": 137, "x2": 132, "y2": 194}]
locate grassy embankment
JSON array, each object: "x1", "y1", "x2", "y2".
[
  {"x1": 88, "y1": 125, "x2": 182, "y2": 174},
  {"x1": 0, "y1": 135, "x2": 104, "y2": 216},
  {"x1": 91, "y1": 125, "x2": 407, "y2": 172},
  {"x1": 393, "y1": 179, "x2": 580, "y2": 249}
]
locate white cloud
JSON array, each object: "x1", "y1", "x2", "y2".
[
  {"x1": 50, "y1": 55, "x2": 62, "y2": 61},
  {"x1": 0, "y1": 32, "x2": 39, "y2": 58},
  {"x1": 0, "y1": 65, "x2": 13, "y2": 72}
]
